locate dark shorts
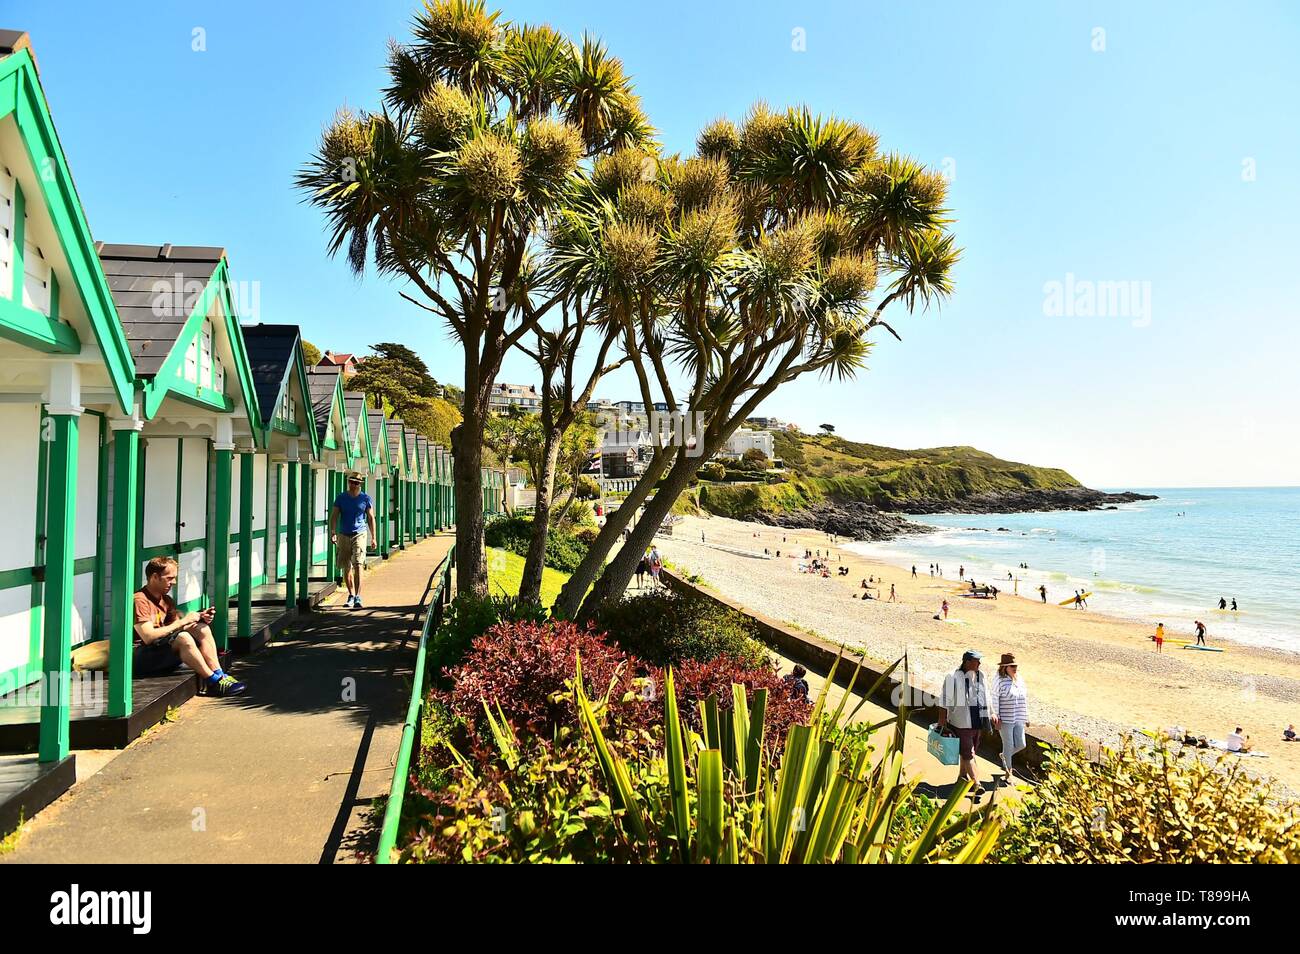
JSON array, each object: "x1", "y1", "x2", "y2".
[
  {"x1": 134, "y1": 636, "x2": 182, "y2": 676},
  {"x1": 955, "y1": 727, "x2": 982, "y2": 760}
]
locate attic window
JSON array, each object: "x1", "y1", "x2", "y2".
[
  {"x1": 0, "y1": 169, "x2": 14, "y2": 299},
  {"x1": 23, "y1": 239, "x2": 52, "y2": 317}
]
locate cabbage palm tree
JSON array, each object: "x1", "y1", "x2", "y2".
[
  {"x1": 552, "y1": 105, "x2": 959, "y2": 620},
  {"x1": 297, "y1": 0, "x2": 651, "y2": 595}
]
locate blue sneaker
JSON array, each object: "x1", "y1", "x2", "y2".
[
  {"x1": 343, "y1": 594, "x2": 356, "y2": 608},
  {"x1": 352, "y1": 597, "x2": 363, "y2": 610},
  {"x1": 213, "y1": 674, "x2": 246, "y2": 697}
]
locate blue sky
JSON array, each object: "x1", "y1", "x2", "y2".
[{"x1": 10, "y1": 1, "x2": 1299, "y2": 488}]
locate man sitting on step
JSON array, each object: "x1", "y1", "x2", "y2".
[{"x1": 133, "y1": 556, "x2": 246, "y2": 697}]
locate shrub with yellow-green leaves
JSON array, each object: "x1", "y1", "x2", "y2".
[{"x1": 994, "y1": 733, "x2": 1300, "y2": 863}]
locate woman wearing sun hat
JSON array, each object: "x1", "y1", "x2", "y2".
[
  {"x1": 990, "y1": 652, "x2": 1029, "y2": 778},
  {"x1": 939, "y1": 649, "x2": 992, "y2": 796}
]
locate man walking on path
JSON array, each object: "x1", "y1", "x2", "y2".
[{"x1": 331, "y1": 472, "x2": 378, "y2": 609}]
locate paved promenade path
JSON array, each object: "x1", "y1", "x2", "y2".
[{"x1": 1, "y1": 533, "x2": 454, "y2": 864}]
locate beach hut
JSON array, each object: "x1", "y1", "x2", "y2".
[
  {"x1": 240, "y1": 323, "x2": 320, "y2": 645},
  {"x1": 341, "y1": 389, "x2": 382, "y2": 570},
  {"x1": 304, "y1": 366, "x2": 352, "y2": 604},
  {"x1": 95, "y1": 242, "x2": 262, "y2": 716},
  {"x1": 0, "y1": 31, "x2": 139, "y2": 824},
  {"x1": 384, "y1": 417, "x2": 407, "y2": 552},
  {"x1": 363, "y1": 405, "x2": 393, "y2": 556}
]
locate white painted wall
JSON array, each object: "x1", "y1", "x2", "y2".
[
  {"x1": 0, "y1": 404, "x2": 35, "y2": 679},
  {"x1": 1, "y1": 404, "x2": 39, "y2": 573},
  {"x1": 142, "y1": 438, "x2": 178, "y2": 549}
]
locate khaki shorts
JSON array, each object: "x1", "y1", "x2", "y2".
[{"x1": 336, "y1": 530, "x2": 367, "y2": 571}]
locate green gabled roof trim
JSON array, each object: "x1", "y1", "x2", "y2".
[
  {"x1": 140, "y1": 258, "x2": 259, "y2": 434},
  {"x1": 319, "y1": 371, "x2": 352, "y2": 463},
  {"x1": 0, "y1": 49, "x2": 135, "y2": 411},
  {"x1": 287, "y1": 337, "x2": 320, "y2": 458},
  {"x1": 377, "y1": 408, "x2": 390, "y2": 473},
  {"x1": 351, "y1": 397, "x2": 373, "y2": 469}
]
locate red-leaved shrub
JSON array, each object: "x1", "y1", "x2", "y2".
[
  {"x1": 673, "y1": 655, "x2": 810, "y2": 746},
  {"x1": 447, "y1": 619, "x2": 651, "y2": 743},
  {"x1": 446, "y1": 620, "x2": 810, "y2": 763}
]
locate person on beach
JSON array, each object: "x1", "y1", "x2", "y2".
[
  {"x1": 783, "y1": 665, "x2": 810, "y2": 704},
  {"x1": 1282, "y1": 725, "x2": 1297, "y2": 743},
  {"x1": 942, "y1": 599, "x2": 950, "y2": 619},
  {"x1": 1194, "y1": 620, "x2": 1207, "y2": 645},
  {"x1": 646, "y1": 546, "x2": 663, "y2": 588},
  {"x1": 1153, "y1": 623, "x2": 1165, "y2": 653},
  {"x1": 930, "y1": 564, "x2": 935, "y2": 577},
  {"x1": 959, "y1": 565, "x2": 965, "y2": 579},
  {"x1": 912, "y1": 565, "x2": 917, "y2": 578},
  {"x1": 990, "y1": 653, "x2": 1028, "y2": 778},
  {"x1": 1039, "y1": 584, "x2": 1047, "y2": 604},
  {"x1": 939, "y1": 650, "x2": 992, "y2": 797},
  {"x1": 889, "y1": 583, "x2": 897, "y2": 602},
  {"x1": 1072, "y1": 590, "x2": 1085, "y2": 610}
]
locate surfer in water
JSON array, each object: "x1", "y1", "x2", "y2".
[
  {"x1": 1231, "y1": 598, "x2": 1238, "y2": 611},
  {"x1": 1219, "y1": 597, "x2": 1228, "y2": 610},
  {"x1": 1194, "y1": 620, "x2": 1207, "y2": 645}
]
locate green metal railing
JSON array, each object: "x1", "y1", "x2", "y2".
[{"x1": 376, "y1": 544, "x2": 456, "y2": 864}]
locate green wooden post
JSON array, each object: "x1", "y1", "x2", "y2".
[
  {"x1": 212, "y1": 443, "x2": 233, "y2": 650},
  {"x1": 237, "y1": 450, "x2": 254, "y2": 643},
  {"x1": 434, "y1": 450, "x2": 441, "y2": 530},
  {"x1": 299, "y1": 465, "x2": 313, "y2": 607},
  {"x1": 324, "y1": 469, "x2": 337, "y2": 582},
  {"x1": 420, "y1": 473, "x2": 429, "y2": 538},
  {"x1": 107, "y1": 419, "x2": 140, "y2": 719},
  {"x1": 285, "y1": 459, "x2": 299, "y2": 609},
  {"x1": 396, "y1": 478, "x2": 405, "y2": 551},
  {"x1": 377, "y1": 478, "x2": 388, "y2": 556},
  {"x1": 39, "y1": 410, "x2": 78, "y2": 763}
]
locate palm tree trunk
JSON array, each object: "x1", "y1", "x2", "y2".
[
  {"x1": 575, "y1": 456, "x2": 699, "y2": 620},
  {"x1": 551, "y1": 449, "x2": 673, "y2": 619},
  {"x1": 452, "y1": 384, "x2": 489, "y2": 598},
  {"x1": 518, "y1": 427, "x2": 561, "y2": 604}
]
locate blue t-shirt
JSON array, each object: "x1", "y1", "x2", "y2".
[{"x1": 334, "y1": 491, "x2": 373, "y2": 535}]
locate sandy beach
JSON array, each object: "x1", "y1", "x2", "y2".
[{"x1": 653, "y1": 514, "x2": 1300, "y2": 796}]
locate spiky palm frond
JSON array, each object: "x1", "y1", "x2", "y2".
[
  {"x1": 407, "y1": 0, "x2": 504, "y2": 96},
  {"x1": 295, "y1": 108, "x2": 431, "y2": 277},
  {"x1": 849, "y1": 153, "x2": 951, "y2": 256},
  {"x1": 561, "y1": 35, "x2": 644, "y2": 152},
  {"x1": 499, "y1": 23, "x2": 571, "y2": 119},
  {"x1": 883, "y1": 228, "x2": 960, "y2": 312},
  {"x1": 760, "y1": 107, "x2": 876, "y2": 214}
]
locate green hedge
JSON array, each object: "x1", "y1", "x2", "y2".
[{"x1": 485, "y1": 514, "x2": 589, "y2": 574}]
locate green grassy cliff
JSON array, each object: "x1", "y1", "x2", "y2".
[{"x1": 697, "y1": 432, "x2": 1088, "y2": 520}]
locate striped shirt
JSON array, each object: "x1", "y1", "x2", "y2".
[{"x1": 990, "y1": 674, "x2": 1029, "y2": 724}]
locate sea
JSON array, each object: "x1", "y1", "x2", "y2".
[{"x1": 843, "y1": 487, "x2": 1300, "y2": 653}]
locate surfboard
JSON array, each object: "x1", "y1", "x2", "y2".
[
  {"x1": 1183, "y1": 644, "x2": 1225, "y2": 653},
  {"x1": 1058, "y1": 592, "x2": 1093, "y2": 606}
]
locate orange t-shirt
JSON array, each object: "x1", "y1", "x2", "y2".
[{"x1": 133, "y1": 588, "x2": 179, "y2": 641}]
